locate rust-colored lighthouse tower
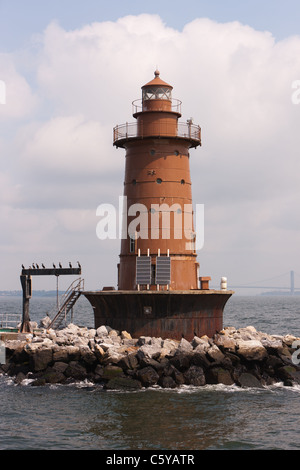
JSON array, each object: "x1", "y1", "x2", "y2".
[
  {"x1": 84, "y1": 71, "x2": 233, "y2": 340},
  {"x1": 115, "y1": 70, "x2": 201, "y2": 291}
]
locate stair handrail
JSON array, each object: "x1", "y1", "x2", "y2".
[
  {"x1": 48, "y1": 278, "x2": 84, "y2": 327},
  {"x1": 57, "y1": 278, "x2": 84, "y2": 310}
]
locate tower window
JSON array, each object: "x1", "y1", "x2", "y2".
[
  {"x1": 174, "y1": 150, "x2": 179, "y2": 156},
  {"x1": 181, "y1": 179, "x2": 185, "y2": 185},
  {"x1": 130, "y1": 236, "x2": 135, "y2": 253},
  {"x1": 150, "y1": 149, "x2": 156, "y2": 156},
  {"x1": 132, "y1": 179, "x2": 137, "y2": 185},
  {"x1": 156, "y1": 178, "x2": 162, "y2": 184}
]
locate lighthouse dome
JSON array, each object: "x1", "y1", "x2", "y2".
[{"x1": 142, "y1": 70, "x2": 172, "y2": 101}]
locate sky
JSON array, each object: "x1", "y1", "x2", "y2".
[{"x1": 0, "y1": 0, "x2": 300, "y2": 295}]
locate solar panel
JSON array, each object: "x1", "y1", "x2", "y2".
[
  {"x1": 156, "y1": 256, "x2": 171, "y2": 284},
  {"x1": 136, "y1": 256, "x2": 151, "y2": 285}
]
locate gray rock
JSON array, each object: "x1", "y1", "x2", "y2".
[
  {"x1": 52, "y1": 346, "x2": 69, "y2": 363},
  {"x1": 39, "y1": 316, "x2": 52, "y2": 329},
  {"x1": 136, "y1": 366, "x2": 159, "y2": 387},
  {"x1": 104, "y1": 376, "x2": 142, "y2": 391},
  {"x1": 172, "y1": 368, "x2": 185, "y2": 385},
  {"x1": 277, "y1": 365, "x2": 300, "y2": 384},
  {"x1": 237, "y1": 372, "x2": 264, "y2": 388},
  {"x1": 184, "y1": 365, "x2": 206, "y2": 386},
  {"x1": 14, "y1": 371, "x2": 27, "y2": 384},
  {"x1": 136, "y1": 343, "x2": 162, "y2": 361},
  {"x1": 169, "y1": 353, "x2": 192, "y2": 371},
  {"x1": 158, "y1": 375, "x2": 177, "y2": 389},
  {"x1": 29, "y1": 348, "x2": 53, "y2": 372},
  {"x1": 42, "y1": 368, "x2": 66, "y2": 384},
  {"x1": 206, "y1": 344, "x2": 226, "y2": 363},
  {"x1": 236, "y1": 339, "x2": 267, "y2": 361},
  {"x1": 102, "y1": 365, "x2": 124, "y2": 380},
  {"x1": 206, "y1": 367, "x2": 234, "y2": 385},
  {"x1": 96, "y1": 325, "x2": 109, "y2": 337},
  {"x1": 52, "y1": 361, "x2": 68, "y2": 374},
  {"x1": 137, "y1": 336, "x2": 152, "y2": 346},
  {"x1": 177, "y1": 338, "x2": 193, "y2": 354},
  {"x1": 64, "y1": 361, "x2": 88, "y2": 381}
]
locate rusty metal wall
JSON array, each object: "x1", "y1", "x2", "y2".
[{"x1": 84, "y1": 290, "x2": 233, "y2": 341}]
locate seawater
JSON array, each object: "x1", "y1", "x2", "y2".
[{"x1": 0, "y1": 294, "x2": 300, "y2": 450}]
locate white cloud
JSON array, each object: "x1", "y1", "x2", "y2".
[
  {"x1": 1, "y1": 14, "x2": 300, "y2": 290},
  {"x1": 0, "y1": 53, "x2": 39, "y2": 120},
  {"x1": 19, "y1": 114, "x2": 116, "y2": 175}
]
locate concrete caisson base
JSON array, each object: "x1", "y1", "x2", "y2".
[{"x1": 83, "y1": 290, "x2": 233, "y2": 341}]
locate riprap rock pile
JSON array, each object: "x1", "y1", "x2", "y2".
[{"x1": 1, "y1": 321, "x2": 300, "y2": 389}]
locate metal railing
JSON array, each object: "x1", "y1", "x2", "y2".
[
  {"x1": 113, "y1": 121, "x2": 201, "y2": 146},
  {"x1": 48, "y1": 278, "x2": 84, "y2": 329},
  {"x1": 0, "y1": 313, "x2": 21, "y2": 329},
  {"x1": 132, "y1": 98, "x2": 182, "y2": 115}
]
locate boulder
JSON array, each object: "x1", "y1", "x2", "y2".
[
  {"x1": 213, "y1": 333, "x2": 236, "y2": 352},
  {"x1": 206, "y1": 344, "x2": 226, "y2": 363},
  {"x1": 65, "y1": 345, "x2": 81, "y2": 361},
  {"x1": 96, "y1": 325, "x2": 109, "y2": 337},
  {"x1": 136, "y1": 366, "x2": 159, "y2": 387},
  {"x1": 172, "y1": 368, "x2": 185, "y2": 385},
  {"x1": 236, "y1": 339, "x2": 267, "y2": 361},
  {"x1": 52, "y1": 361, "x2": 68, "y2": 374},
  {"x1": 104, "y1": 376, "x2": 142, "y2": 391},
  {"x1": 14, "y1": 371, "x2": 27, "y2": 384},
  {"x1": 101, "y1": 365, "x2": 124, "y2": 380},
  {"x1": 169, "y1": 353, "x2": 192, "y2": 371},
  {"x1": 191, "y1": 336, "x2": 211, "y2": 351},
  {"x1": 177, "y1": 338, "x2": 193, "y2": 354},
  {"x1": 79, "y1": 346, "x2": 97, "y2": 366},
  {"x1": 191, "y1": 350, "x2": 211, "y2": 368},
  {"x1": 136, "y1": 343, "x2": 162, "y2": 362},
  {"x1": 183, "y1": 365, "x2": 206, "y2": 386},
  {"x1": 237, "y1": 372, "x2": 264, "y2": 388},
  {"x1": 52, "y1": 346, "x2": 69, "y2": 363},
  {"x1": 41, "y1": 368, "x2": 66, "y2": 384},
  {"x1": 277, "y1": 365, "x2": 300, "y2": 385},
  {"x1": 121, "y1": 331, "x2": 132, "y2": 340},
  {"x1": 39, "y1": 316, "x2": 52, "y2": 329},
  {"x1": 206, "y1": 367, "x2": 234, "y2": 386},
  {"x1": 137, "y1": 336, "x2": 152, "y2": 346},
  {"x1": 64, "y1": 361, "x2": 88, "y2": 381},
  {"x1": 29, "y1": 348, "x2": 53, "y2": 372},
  {"x1": 158, "y1": 375, "x2": 177, "y2": 389}
]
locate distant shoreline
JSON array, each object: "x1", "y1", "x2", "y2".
[{"x1": 0, "y1": 291, "x2": 64, "y2": 298}]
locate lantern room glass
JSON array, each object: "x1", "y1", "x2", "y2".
[{"x1": 142, "y1": 87, "x2": 172, "y2": 101}]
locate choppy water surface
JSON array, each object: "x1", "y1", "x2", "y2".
[{"x1": 0, "y1": 294, "x2": 300, "y2": 450}]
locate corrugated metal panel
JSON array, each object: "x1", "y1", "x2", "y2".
[
  {"x1": 136, "y1": 256, "x2": 151, "y2": 285},
  {"x1": 156, "y1": 256, "x2": 171, "y2": 284}
]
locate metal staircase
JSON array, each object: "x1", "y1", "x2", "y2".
[{"x1": 48, "y1": 278, "x2": 84, "y2": 329}]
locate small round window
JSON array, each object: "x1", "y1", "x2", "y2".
[
  {"x1": 150, "y1": 149, "x2": 156, "y2": 156},
  {"x1": 156, "y1": 178, "x2": 162, "y2": 184},
  {"x1": 132, "y1": 179, "x2": 137, "y2": 185},
  {"x1": 174, "y1": 150, "x2": 179, "y2": 156},
  {"x1": 181, "y1": 179, "x2": 185, "y2": 185}
]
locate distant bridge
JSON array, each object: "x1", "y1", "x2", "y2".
[{"x1": 222, "y1": 270, "x2": 300, "y2": 293}]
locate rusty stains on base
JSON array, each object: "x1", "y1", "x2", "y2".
[{"x1": 83, "y1": 290, "x2": 233, "y2": 341}]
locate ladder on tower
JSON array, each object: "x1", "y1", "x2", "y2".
[{"x1": 48, "y1": 278, "x2": 84, "y2": 329}]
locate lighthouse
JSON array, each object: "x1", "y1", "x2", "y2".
[
  {"x1": 115, "y1": 70, "x2": 201, "y2": 291},
  {"x1": 84, "y1": 71, "x2": 233, "y2": 340}
]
